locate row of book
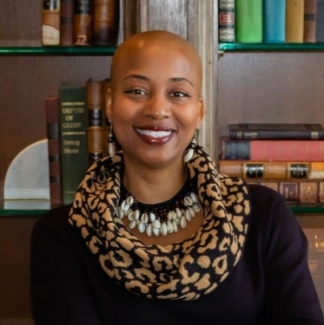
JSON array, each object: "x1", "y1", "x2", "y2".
[
  {"x1": 219, "y1": 0, "x2": 324, "y2": 44},
  {"x1": 45, "y1": 78, "x2": 111, "y2": 206},
  {"x1": 218, "y1": 123, "x2": 324, "y2": 204},
  {"x1": 42, "y1": 0, "x2": 119, "y2": 46}
]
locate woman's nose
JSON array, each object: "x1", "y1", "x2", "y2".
[{"x1": 143, "y1": 92, "x2": 171, "y2": 119}]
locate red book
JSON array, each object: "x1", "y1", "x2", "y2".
[{"x1": 221, "y1": 138, "x2": 324, "y2": 161}]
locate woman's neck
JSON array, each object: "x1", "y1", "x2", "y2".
[{"x1": 122, "y1": 159, "x2": 187, "y2": 205}]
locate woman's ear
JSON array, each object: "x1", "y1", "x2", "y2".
[
  {"x1": 106, "y1": 88, "x2": 112, "y2": 122},
  {"x1": 196, "y1": 97, "x2": 205, "y2": 128}
]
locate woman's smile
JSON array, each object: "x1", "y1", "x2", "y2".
[{"x1": 135, "y1": 126, "x2": 174, "y2": 145}]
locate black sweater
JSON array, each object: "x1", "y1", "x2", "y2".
[{"x1": 31, "y1": 185, "x2": 324, "y2": 325}]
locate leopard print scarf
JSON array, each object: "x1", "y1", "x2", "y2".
[{"x1": 69, "y1": 146, "x2": 251, "y2": 300}]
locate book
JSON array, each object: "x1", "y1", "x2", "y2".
[
  {"x1": 73, "y1": 0, "x2": 92, "y2": 45},
  {"x1": 218, "y1": 160, "x2": 324, "y2": 180},
  {"x1": 92, "y1": 0, "x2": 120, "y2": 46},
  {"x1": 316, "y1": 0, "x2": 324, "y2": 42},
  {"x1": 45, "y1": 96, "x2": 63, "y2": 206},
  {"x1": 218, "y1": 0, "x2": 235, "y2": 43},
  {"x1": 42, "y1": 0, "x2": 60, "y2": 45},
  {"x1": 60, "y1": 0, "x2": 74, "y2": 45},
  {"x1": 228, "y1": 123, "x2": 324, "y2": 140},
  {"x1": 86, "y1": 79, "x2": 107, "y2": 165},
  {"x1": 248, "y1": 179, "x2": 324, "y2": 204},
  {"x1": 304, "y1": 0, "x2": 317, "y2": 43},
  {"x1": 286, "y1": 0, "x2": 305, "y2": 43},
  {"x1": 236, "y1": 0, "x2": 263, "y2": 43},
  {"x1": 221, "y1": 138, "x2": 324, "y2": 161},
  {"x1": 59, "y1": 84, "x2": 88, "y2": 204},
  {"x1": 263, "y1": 0, "x2": 286, "y2": 43}
]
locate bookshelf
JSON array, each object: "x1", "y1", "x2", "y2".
[
  {"x1": 0, "y1": 46, "x2": 117, "y2": 55},
  {"x1": 219, "y1": 42, "x2": 324, "y2": 51}
]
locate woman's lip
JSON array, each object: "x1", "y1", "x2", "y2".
[{"x1": 135, "y1": 127, "x2": 174, "y2": 145}]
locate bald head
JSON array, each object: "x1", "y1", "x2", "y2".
[{"x1": 110, "y1": 30, "x2": 202, "y2": 95}]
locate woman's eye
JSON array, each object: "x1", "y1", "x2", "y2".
[
  {"x1": 171, "y1": 91, "x2": 189, "y2": 98},
  {"x1": 125, "y1": 89, "x2": 145, "y2": 95}
]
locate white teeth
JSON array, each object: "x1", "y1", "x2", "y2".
[{"x1": 137, "y1": 129, "x2": 172, "y2": 138}]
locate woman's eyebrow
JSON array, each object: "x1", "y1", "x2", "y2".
[
  {"x1": 170, "y1": 77, "x2": 193, "y2": 87},
  {"x1": 124, "y1": 74, "x2": 149, "y2": 81}
]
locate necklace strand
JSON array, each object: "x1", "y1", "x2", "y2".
[{"x1": 116, "y1": 180, "x2": 200, "y2": 237}]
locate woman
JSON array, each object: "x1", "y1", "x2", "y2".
[{"x1": 31, "y1": 30, "x2": 324, "y2": 324}]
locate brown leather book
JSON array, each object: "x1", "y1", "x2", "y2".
[
  {"x1": 86, "y1": 79, "x2": 108, "y2": 165},
  {"x1": 42, "y1": 0, "x2": 60, "y2": 45},
  {"x1": 286, "y1": 0, "x2": 305, "y2": 43},
  {"x1": 45, "y1": 96, "x2": 63, "y2": 206},
  {"x1": 92, "y1": 0, "x2": 120, "y2": 45},
  {"x1": 60, "y1": 0, "x2": 74, "y2": 45},
  {"x1": 73, "y1": 0, "x2": 92, "y2": 45},
  {"x1": 304, "y1": 0, "x2": 317, "y2": 43},
  {"x1": 218, "y1": 160, "x2": 311, "y2": 180}
]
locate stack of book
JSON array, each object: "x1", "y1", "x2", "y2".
[
  {"x1": 218, "y1": 123, "x2": 324, "y2": 205},
  {"x1": 219, "y1": 0, "x2": 324, "y2": 44},
  {"x1": 45, "y1": 78, "x2": 111, "y2": 206},
  {"x1": 42, "y1": 0, "x2": 119, "y2": 46}
]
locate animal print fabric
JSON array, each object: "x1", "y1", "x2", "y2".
[{"x1": 68, "y1": 145, "x2": 251, "y2": 300}]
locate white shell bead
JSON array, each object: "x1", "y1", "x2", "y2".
[
  {"x1": 138, "y1": 222, "x2": 145, "y2": 233},
  {"x1": 149, "y1": 213, "x2": 156, "y2": 222},
  {"x1": 167, "y1": 220, "x2": 174, "y2": 233},
  {"x1": 126, "y1": 195, "x2": 134, "y2": 206},
  {"x1": 184, "y1": 196, "x2": 193, "y2": 206},
  {"x1": 172, "y1": 221, "x2": 178, "y2": 232},
  {"x1": 184, "y1": 148, "x2": 194, "y2": 163},
  {"x1": 193, "y1": 204, "x2": 200, "y2": 212},
  {"x1": 185, "y1": 209, "x2": 192, "y2": 222},
  {"x1": 141, "y1": 213, "x2": 149, "y2": 223},
  {"x1": 153, "y1": 227, "x2": 160, "y2": 236},
  {"x1": 121, "y1": 200, "x2": 130, "y2": 211},
  {"x1": 180, "y1": 216, "x2": 187, "y2": 228},
  {"x1": 133, "y1": 210, "x2": 140, "y2": 220},
  {"x1": 176, "y1": 208, "x2": 182, "y2": 218},
  {"x1": 190, "y1": 192, "x2": 199, "y2": 203},
  {"x1": 128, "y1": 212, "x2": 134, "y2": 221},
  {"x1": 153, "y1": 219, "x2": 161, "y2": 229},
  {"x1": 167, "y1": 211, "x2": 173, "y2": 220},
  {"x1": 116, "y1": 207, "x2": 124, "y2": 219},
  {"x1": 189, "y1": 206, "x2": 195, "y2": 218},
  {"x1": 129, "y1": 220, "x2": 137, "y2": 229},
  {"x1": 160, "y1": 223, "x2": 168, "y2": 236},
  {"x1": 146, "y1": 224, "x2": 153, "y2": 237}
]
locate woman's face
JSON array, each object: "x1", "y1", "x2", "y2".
[{"x1": 107, "y1": 43, "x2": 204, "y2": 168}]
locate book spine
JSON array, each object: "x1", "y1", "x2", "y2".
[
  {"x1": 229, "y1": 129, "x2": 324, "y2": 140},
  {"x1": 250, "y1": 179, "x2": 323, "y2": 204},
  {"x1": 218, "y1": 160, "x2": 312, "y2": 179},
  {"x1": 42, "y1": 0, "x2": 60, "y2": 45},
  {"x1": 73, "y1": 0, "x2": 92, "y2": 45},
  {"x1": 45, "y1": 96, "x2": 63, "y2": 206},
  {"x1": 218, "y1": 0, "x2": 235, "y2": 43},
  {"x1": 92, "y1": 0, "x2": 120, "y2": 46},
  {"x1": 304, "y1": 0, "x2": 317, "y2": 43},
  {"x1": 60, "y1": 0, "x2": 74, "y2": 45},
  {"x1": 316, "y1": 0, "x2": 324, "y2": 42},
  {"x1": 86, "y1": 79, "x2": 106, "y2": 166},
  {"x1": 236, "y1": 0, "x2": 263, "y2": 43},
  {"x1": 264, "y1": 0, "x2": 286, "y2": 43},
  {"x1": 221, "y1": 139, "x2": 324, "y2": 161},
  {"x1": 59, "y1": 84, "x2": 88, "y2": 204},
  {"x1": 286, "y1": 0, "x2": 305, "y2": 43}
]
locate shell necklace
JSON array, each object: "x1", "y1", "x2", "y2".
[{"x1": 116, "y1": 178, "x2": 201, "y2": 237}]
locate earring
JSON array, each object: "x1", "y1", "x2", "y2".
[
  {"x1": 184, "y1": 129, "x2": 199, "y2": 163},
  {"x1": 108, "y1": 124, "x2": 116, "y2": 157}
]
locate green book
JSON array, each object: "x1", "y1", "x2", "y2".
[
  {"x1": 236, "y1": 0, "x2": 263, "y2": 43},
  {"x1": 59, "y1": 83, "x2": 88, "y2": 204}
]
